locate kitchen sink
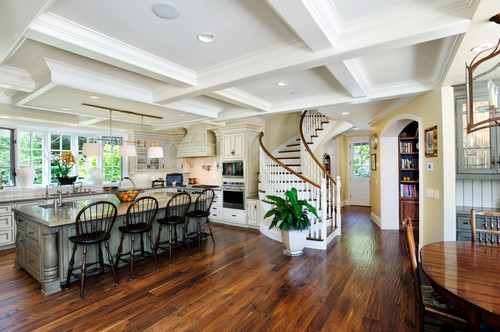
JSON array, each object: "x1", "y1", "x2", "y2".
[{"x1": 38, "y1": 202, "x2": 77, "y2": 209}]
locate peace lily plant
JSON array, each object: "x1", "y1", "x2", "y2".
[{"x1": 264, "y1": 188, "x2": 319, "y2": 256}]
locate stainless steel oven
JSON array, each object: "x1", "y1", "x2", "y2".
[{"x1": 222, "y1": 182, "x2": 244, "y2": 210}]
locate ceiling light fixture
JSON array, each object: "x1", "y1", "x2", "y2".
[
  {"x1": 352, "y1": 126, "x2": 359, "y2": 131},
  {"x1": 291, "y1": 90, "x2": 303, "y2": 95},
  {"x1": 471, "y1": 43, "x2": 493, "y2": 53},
  {"x1": 90, "y1": 95, "x2": 99, "y2": 99},
  {"x1": 277, "y1": 81, "x2": 288, "y2": 86},
  {"x1": 151, "y1": 1, "x2": 180, "y2": 19},
  {"x1": 61, "y1": 107, "x2": 69, "y2": 111},
  {"x1": 341, "y1": 111, "x2": 350, "y2": 115},
  {"x1": 0, "y1": 116, "x2": 12, "y2": 119},
  {"x1": 197, "y1": 32, "x2": 216, "y2": 43}
]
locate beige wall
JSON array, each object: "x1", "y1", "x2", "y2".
[
  {"x1": 262, "y1": 112, "x2": 301, "y2": 152},
  {"x1": 370, "y1": 87, "x2": 456, "y2": 246}
]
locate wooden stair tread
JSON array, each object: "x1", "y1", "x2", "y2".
[
  {"x1": 276, "y1": 156, "x2": 300, "y2": 160},
  {"x1": 307, "y1": 225, "x2": 338, "y2": 241},
  {"x1": 278, "y1": 149, "x2": 300, "y2": 153}
]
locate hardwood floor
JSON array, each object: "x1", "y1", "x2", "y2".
[{"x1": 0, "y1": 206, "x2": 446, "y2": 331}]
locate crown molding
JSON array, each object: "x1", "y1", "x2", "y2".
[
  {"x1": 26, "y1": 13, "x2": 197, "y2": 87},
  {"x1": 431, "y1": 35, "x2": 459, "y2": 84},
  {"x1": 164, "y1": 99, "x2": 221, "y2": 118},
  {"x1": 326, "y1": 58, "x2": 371, "y2": 98},
  {"x1": 0, "y1": 65, "x2": 35, "y2": 92},
  {"x1": 302, "y1": 0, "x2": 342, "y2": 46},
  {"x1": 368, "y1": 96, "x2": 416, "y2": 125},
  {"x1": 211, "y1": 88, "x2": 271, "y2": 112}
]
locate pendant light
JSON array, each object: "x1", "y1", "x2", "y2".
[
  {"x1": 82, "y1": 139, "x2": 102, "y2": 156},
  {"x1": 119, "y1": 144, "x2": 136, "y2": 157},
  {"x1": 148, "y1": 141, "x2": 164, "y2": 158}
]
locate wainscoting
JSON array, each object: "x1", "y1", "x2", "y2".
[{"x1": 456, "y1": 179, "x2": 500, "y2": 208}]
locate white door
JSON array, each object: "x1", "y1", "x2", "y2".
[{"x1": 348, "y1": 137, "x2": 371, "y2": 206}]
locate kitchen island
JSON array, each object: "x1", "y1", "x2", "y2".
[{"x1": 13, "y1": 192, "x2": 199, "y2": 296}]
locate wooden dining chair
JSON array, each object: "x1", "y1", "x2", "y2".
[
  {"x1": 187, "y1": 189, "x2": 215, "y2": 253},
  {"x1": 471, "y1": 209, "x2": 500, "y2": 244},
  {"x1": 402, "y1": 218, "x2": 470, "y2": 332}
]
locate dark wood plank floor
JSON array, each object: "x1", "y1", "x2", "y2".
[{"x1": 0, "y1": 206, "x2": 449, "y2": 331}]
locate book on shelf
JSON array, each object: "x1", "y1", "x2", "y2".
[
  {"x1": 401, "y1": 158, "x2": 418, "y2": 169},
  {"x1": 400, "y1": 184, "x2": 418, "y2": 198}
]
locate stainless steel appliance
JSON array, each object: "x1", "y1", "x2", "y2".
[
  {"x1": 222, "y1": 181, "x2": 244, "y2": 209},
  {"x1": 222, "y1": 161, "x2": 243, "y2": 178}
]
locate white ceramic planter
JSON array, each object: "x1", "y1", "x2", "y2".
[
  {"x1": 90, "y1": 168, "x2": 105, "y2": 184},
  {"x1": 281, "y1": 228, "x2": 307, "y2": 256},
  {"x1": 17, "y1": 166, "x2": 35, "y2": 189}
]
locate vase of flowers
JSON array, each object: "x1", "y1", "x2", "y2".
[{"x1": 55, "y1": 151, "x2": 77, "y2": 186}]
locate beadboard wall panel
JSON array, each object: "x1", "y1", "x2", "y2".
[{"x1": 456, "y1": 179, "x2": 500, "y2": 208}]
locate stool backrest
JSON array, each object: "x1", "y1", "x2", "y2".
[
  {"x1": 75, "y1": 201, "x2": 117, "y2": 239},
  {"x1": 194, "y1": 189, "x2": 215, "y2": 212},
  {"x1": 471, "y1": 209, "x2": 500, "y2": 244},
  {"x1": 165, "y1": 193, "x2": 191, "y2": 221},
  {"x1": 126, "y1": 196, "x2": 159, "y2": 229}
]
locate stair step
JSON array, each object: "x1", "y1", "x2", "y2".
[
  {"x1": 287, "y1": 143, "x2": 300, "y2": 147},
  {"x1": 276, "y1": 156, "x2": 300, "y2": 160},
  {"x1": 258, "y1": 190, "x2": 265, "y2": 193},
  {"x1": 261, "y1": 199, "x2": 274, "y2": 204},
  {"x1": 278, "y1": 149, "x2": 300, "y2": 153},
  {"x1": 307, "y1": 225, "x2": 338, "y2": 241},
  {"x1": 269, "y1": 180, "x2": 306, "y2": 183},
  {"x1": 270, "y1": 172, "x2": 303, "y2": 174},
  {"x1": 283, "y1": 164, "x2": 300, "y2": 167}
]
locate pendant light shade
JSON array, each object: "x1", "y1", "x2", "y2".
[
  {"x1": 82, "y1": 142, "x2": 103, "y2": 156},
  {"x1": 119, "y1": 144, "x2": 137, "y2": 157},
  {"x1": 147, "y1": 141, "x2": 163, "y2": 158}
]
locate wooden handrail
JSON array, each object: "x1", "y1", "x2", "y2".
[
  {"x1": 300, "y1": 110, "x2": 337, "y2": 186},
  {"x1": 259, "y1": 132, "x2": 320, "y2": 188}
]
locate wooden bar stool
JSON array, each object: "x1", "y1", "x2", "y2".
[
  {"x1": 155, "y1": 193, "x2": 191, "y2": 265},
  {"x1": 115, "y1": 196, "x2": 159, "y2": 280},
  {"x1": 66, "y1": 201, "x2": 119, "y2": 299},
  {"x1": 187, "y1": 189, "x2": 215, "y2": 252}
]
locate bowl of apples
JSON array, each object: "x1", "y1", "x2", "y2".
[{"x1": 114, "y1": 188, "x2": 140, "y2": 202}]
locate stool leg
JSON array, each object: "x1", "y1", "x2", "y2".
[
  {"x1": 115, "y1": 233, "x2": 125, "y2": 270},
  {"x1": 98, "y1": 244, "x2": 105, "y2": 275},
  {"x1": 130, "y1": 234, "x2": 135, "y2": 280},
  {"x1": 80, "y1": 244, "x2": 87, "y2": 299},
  {"x1": 105, "y1": 240, "x2": 118, "y2": 285},
  {"x1": 140, "y1": 233, "x2": 145, "y2": 262},
  {"x1": 155, "y1": 224, "x2": 163, "y2": 255},
  {"x1": 169, "y1": 225, "x2": 173, "y2": 265},
  {"x1": 66, "y1": 243, "x2": 77, "y2": 288},
  {"x1": 183, "y1": 222, "x2": 191, "y2": 256},
  {"x1": 207, "y1": 217, "x2": 215, "y2": 245},
  {"x1": 148, "y1": 231, "x2": 159, "y2": 270},
  {"x1": 197, "y1": 219, "x2": 202, "y2": 253}
]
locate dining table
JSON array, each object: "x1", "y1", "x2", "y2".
[{"x1": 420, "y1": 241, "x2": 500, "y2": 330}]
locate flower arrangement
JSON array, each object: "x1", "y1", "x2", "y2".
[{"x1": 56, "y1": 151, "x2": 76, "y2": 178}]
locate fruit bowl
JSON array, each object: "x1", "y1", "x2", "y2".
[{"x1": 114, "y1": 189, "x2": 140, "y2": 202}]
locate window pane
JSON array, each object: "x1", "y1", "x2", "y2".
[
  {"x1": 33, "y1": 133, "x2": 43, "y2": 149},
  {"x1": 19, "y1": 132, "x2": 31, "y2": 149},
  {"x1": 0, "y1": 128, "x2": 14, "y2": 186},
  {"x1": 51, "y1": 134, "x2": 60, "y2": 150},
  {"x1": 62, "y1": 135, "x2": 71, "y2": 150},
  {"x1": 78, "y1": 136, "x2": 87, "y2": 150}
]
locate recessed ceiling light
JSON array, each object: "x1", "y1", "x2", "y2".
[
  {"x1": 341, "y1": 111, "x2": 350, "y2": 115},
  {"x1": 0, "y1": 116, "x2": 12, "y2": 119},
  {"x1": 471, "y1": 43, "x2": 493, "y2": 52},
  {"x1": 61, "y1": 107, "x2": 69, "y2": 111},
  {"x1": 352, "y1": 126, "x2": 359, "y2": 130},
  {"x1": 180, "y1": 114, "x2": 185, "y2": 117},
  {"x1": 291, "y1": 90, "x2": 303, "y2": 95},
  {"x1": 277, "y1": 81, "x2": 288, "y2": 86},
  {"x1": 197, "y1": 32, "x2": 216, "y2": 43},
  {"x1": 90, "y1": 95, "x2": 99, "y2": 99},
  {"x1": 152, "y1": 1, "x2": 180, "y2": 19},
  {"x1": 119, "y1": 129, "x2": 125, "y2": 132},
  {"x1": 69, "y1": 124, "x2": 78, "y2": 127}
]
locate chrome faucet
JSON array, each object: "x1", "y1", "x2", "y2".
[
  {"x1": 57, "y1": 190, "x2": 63, "y2": 207},
  {"x1": 72, "y1": 181, "x2": 83, "y2": 194},
  {"x1": 46, "y1": 183, "x2": 55, "y2": 197},
  {"x1": 119, "y1": 177, "x2": 136, "y2": 188},
  {"x1": 0, "y1": 171, "x2": 3, "y2": 190}
]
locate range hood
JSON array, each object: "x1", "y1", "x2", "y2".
[{"x1": 177, "y1": 126, "x2": 216, "y2": 158}]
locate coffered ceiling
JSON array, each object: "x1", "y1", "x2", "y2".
[{"x1": 0, "y1": 0, "x2": 491, "y2": 133}]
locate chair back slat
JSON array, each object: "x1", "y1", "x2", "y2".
[
  {"x1": 75, "y1": 201, "x2": 117, "y2": 239},
  {"x1": 403, "y1": 218, "x2": 423, "y2": 306},
  {"x1": 194, "y1": 189, "x2": 215, "y2": 212},
  {"x1": 126, "y1": 196, "x2": 159, "y2": 228},
  {"x1": 165, "y1": 193, "x2": 191, "y2": 222},
  {"x1": 471, "y1": 209, "x2": 500, "y2": 244}
]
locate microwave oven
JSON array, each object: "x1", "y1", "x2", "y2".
[{"x1": 222, "y1": 161, "x2": 243, "y2": 177}]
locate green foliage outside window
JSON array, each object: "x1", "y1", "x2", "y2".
[{"x1": 353, "y1": 142, "x2": 370, "y2": 178}]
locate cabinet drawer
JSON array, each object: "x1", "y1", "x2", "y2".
[
  {"x1": 223, "y1": 209, "x2": 246, "y2": 223},
  {"x1": 25, "y1": 236, "x2": 39, "y2": 254},
  {"x1": 210, "y1": 212, "x2": 222, "y2": 220},
  {"x1": 457, "y1": 215, "x2": 471, "y2": 230},
  {"x1": 26, "y1": 223, "x2": 39, "y2": 243},
  {"x1": 0, "y1": 229, "x2": 14, "y2": 246},
  {"x1": 0, "y1": 214, "x2": 13, "y2": 229},
  {"x1": 0, "y1": 204, "x2": 12, "y2": 215},
  {"x1": 25, "y1": 248, "x2": 41, "y2": 276}
]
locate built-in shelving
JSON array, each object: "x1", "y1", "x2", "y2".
[{"x1": 399, "y1": 122, "x2": 419, "y2": 230}]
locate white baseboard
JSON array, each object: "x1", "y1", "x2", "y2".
[{"x1": 371, "y1": 211, "x2": 381, "y2": 228}]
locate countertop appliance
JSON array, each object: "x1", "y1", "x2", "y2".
[
  {"x1": 222, "y1": 161, "x2": 243, "y2": 178},
  {"x1": 166, "y1": 173, "x2": 183, "y2": 186}
]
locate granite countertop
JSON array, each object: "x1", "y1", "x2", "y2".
[
  {"x1": 456, "y1": 206, "x2": 500, "y2": 214},
  {"x1": 13, "y1": 192, "x2": 198, "y2": 228}
]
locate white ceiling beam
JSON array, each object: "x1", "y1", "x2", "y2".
[
  {"x1": 209, "y1": 88, "x2": 271, "y2": 112},
  {"x1": 0, "y1": 0, "x2": 56, "y2": 64},
  {"x1": 325, "y1": 59, "x2": 371, "y2": 98},
  {"x1": 25, "y1": 13, "x2": 197, "y2": 88},
  {"x1": 0, "y1": 66, "x2": 35, "y2": 92},
  {"x1": 163, "y1": 99, "x2": 221, "y2": 119},
  {"x1": 266, "y1": 0, "x2": 341, "y2": 52}
]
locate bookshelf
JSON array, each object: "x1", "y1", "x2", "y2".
[{"x1": 399, "y1": 122, "x2": 419, "y2": 230}]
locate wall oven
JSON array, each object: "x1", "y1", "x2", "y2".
[{"x1": 222, "y1": 182, "x2": 245, "y2": 210}]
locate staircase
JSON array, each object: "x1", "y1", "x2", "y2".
[{"x1": 259, "y1": 110, "x2": 343, "y2": 250}]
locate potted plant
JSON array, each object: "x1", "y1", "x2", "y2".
[
  {"x1": 54, "y1": 151, "x2": 77, "y2": 185},
  {"x1": 264, "y1": 187, "x2": 319, "y2": 256}
]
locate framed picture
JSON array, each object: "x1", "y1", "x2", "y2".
[
  {"x1": 371, "y1": 153, "x2": 376, "y2": 171},
  {"x1": 425, "y1": 126, "x2": 437, "y2": 157}
]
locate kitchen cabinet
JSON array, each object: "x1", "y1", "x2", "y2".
[
  {"x1": 129, "y1": 132, "x2": 184, "y2": 173},
  {"x1": 246, "y1": 199, "x2": 260, "y2": 226},
  {"x1": 222, "y1": 133, "x2": 245, "y2": 159},
  {"x1": 0, "y1": 204, "x2": 14, "y2": 249},
  {"x1": 210, "y1": 190, "x2": 223, "y2": 222},
  {"x1": 223, "y1": 208, "x2": 246, "y2": 224},
  {"x1": 455, "y1": 85, "x2": 499, "y2": 177}
]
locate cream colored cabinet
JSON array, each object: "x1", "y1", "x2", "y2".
[
  {"x1": 222, "y1": 133, "x2": 245, "y2": 159},
  {"x1": 246, "y1": 199, "x2": 260, "y2": 227},
  {"x1": 0, "y1": 204, "x2": 14, "y2": 249},
  {"x1": 223, "y1": 208, "x2": 246, "y2": 224},
  {"x1": 210, "y1": 190, "x2": 223, "y2": 222}
]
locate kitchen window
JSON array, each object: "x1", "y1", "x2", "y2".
[
  {"x1": 0, "y1": 128, "x2": 15, "y2": 187},
  {"x1": 19, "y1": 131, "x2": 43, "y2": 184},
  {"x1": 50, "y1": 134, "x2": 72, "y2": 183},
  {"x1": 77, "y1": 136, "x2": 97, "y2": 182},
  {"x1": 102, "y1": 136, "x2": 122, "y2": 181}
]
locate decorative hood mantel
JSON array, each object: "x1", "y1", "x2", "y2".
[{"x1": 177, "y1": 126, "x2": 216, "y2": 158}]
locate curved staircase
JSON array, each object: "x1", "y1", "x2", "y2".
[{"x1": 259, "y1": 110, "x2": 343, "y2": 250}]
